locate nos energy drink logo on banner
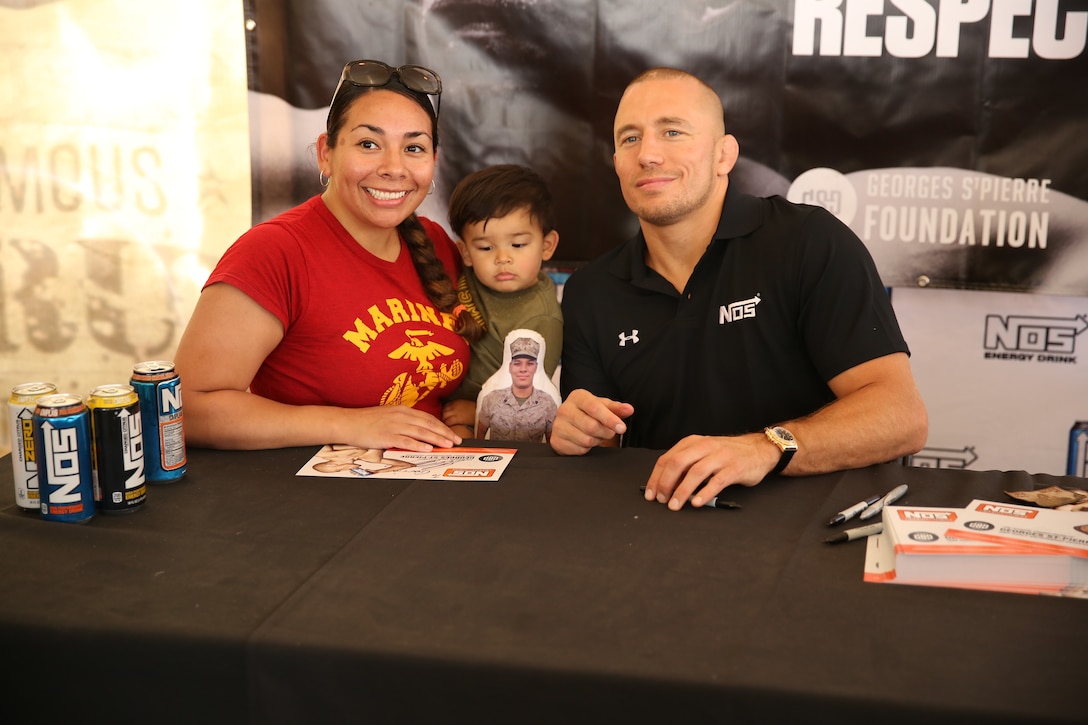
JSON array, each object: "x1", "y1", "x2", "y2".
[{"x1": 983, "y1": 314, "x2": 1088, "y2": 363}]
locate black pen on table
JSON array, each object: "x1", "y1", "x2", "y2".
[
  {"x1": 827, "y1": 493, "x2": 881, "y2": 526},
  {"x1": 639, "y1": 486, "x2": 741, "y2": 510},
  {"x1": 824, "y1": 521, "x2": 883, "y2": 544}
]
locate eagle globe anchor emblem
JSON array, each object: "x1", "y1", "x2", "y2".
[{"x1": 380, "y1": 328, "x2": 464, "y2": 407}]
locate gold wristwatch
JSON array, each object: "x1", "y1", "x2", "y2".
[{"x1": 764, "y1": 426, "x2": 797, "y2": 475}]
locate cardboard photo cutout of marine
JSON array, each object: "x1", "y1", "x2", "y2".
[{"x1": 475, "y1": 329, "x2": 561, "y2": 443}]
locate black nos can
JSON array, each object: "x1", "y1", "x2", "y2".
[{"x1": 88, "y1": 384, "x2": 146, "y2": 513}]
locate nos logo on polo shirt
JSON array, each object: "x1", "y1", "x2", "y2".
[{"x1": 719, "y1": 294, "x2": 761, "y2": 324}]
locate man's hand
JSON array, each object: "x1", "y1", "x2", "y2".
[
  {"x1": 645, "y1": 353, "x2": 928, "y2": 510},
  {"x1": 549, "y1": 389, "x2": 635, "y2": 455},
  {"x1": 643, "y1": 433, "x2": 780, "y2": 510}
]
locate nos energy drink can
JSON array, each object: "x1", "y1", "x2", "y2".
[
  {"x1": 131, "y1": 361, "x2": 186, "y2": 483},
  {"x1": 88, "y1": 384, "x2": 146, "y2": 513},
  {"x1": 33, "y1": 393, "x2": 95, "y2": 523},
  {"x1": 1068, "y1": 421, "x2": 1088, "y2": 478},
  {"x1": 9, "y1": 382, "x2": 57, "y2": 511}
]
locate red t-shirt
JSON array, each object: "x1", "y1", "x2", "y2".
[{"x1": 205, "y1": 196, "x2": 468, "y2": 418}]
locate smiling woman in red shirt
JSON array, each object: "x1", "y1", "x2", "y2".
[{"x1": 174, "y1": 60, "x2": 482, "y2": 452}]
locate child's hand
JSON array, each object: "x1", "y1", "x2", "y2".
[
  {"x1": 449, "y1": 424, "x2": 475, "y2": 440},
  {"x1": 442, "y1": 399, "x2": 477, "y2": 436}
]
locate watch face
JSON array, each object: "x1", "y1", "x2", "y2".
[{"x1": 773, "y1": 426, "x2": 795, "y2": 443}]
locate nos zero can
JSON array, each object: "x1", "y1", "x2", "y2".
[
  {"x1": 131, "y1": 360, "x2": 187, "y2": 483},
  {"x1": 88, "y1": 384, "x2": 146, "y2": 513},
  {"x1": 1069, "y1": 421, "x2": 1088, "y2": 478},
  {"x1": 9, "y1": 381, "x2": 58, "y2": 511},
  {"x1": 33, "y1": 393, "x2": 95, "y2": 523}
]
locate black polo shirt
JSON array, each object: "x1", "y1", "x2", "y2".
[{"x1": 560, "y1": 189, "x2": 909, "y2": 450}]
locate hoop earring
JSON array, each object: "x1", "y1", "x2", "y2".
[
  {"x1": 319, "y1": 170, "x2": 330, "y2": 187},
  {"x1": 428, "y1": 179, "x2": 436, "y2": 196}
]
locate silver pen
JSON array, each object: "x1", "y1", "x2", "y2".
[{"x1": 859, "y1": 483, "x2": 909, "y2": 521}]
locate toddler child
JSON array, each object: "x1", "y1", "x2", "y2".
[{"x1": 442, "y1": 164, "x2": 562, "y2": 438}]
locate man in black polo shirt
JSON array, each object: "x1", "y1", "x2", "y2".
[{"x1": 551, "y1": 67, "x2": 928, "y2": 511}]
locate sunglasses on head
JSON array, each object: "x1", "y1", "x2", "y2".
[{"x1": 329, "y1": 59, "x2": 443, "y2": 117}]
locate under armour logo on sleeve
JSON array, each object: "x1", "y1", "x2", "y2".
[{"x1": 618, "y1": 330, "x2": 640, "y2": 347}]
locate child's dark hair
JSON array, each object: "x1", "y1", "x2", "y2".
[
  {"x1": 447, "y1": 164, "x2": 557, "y2": 239},
  {"x1": 446, "y1": 164, "x2": 556, "y2": 344}
]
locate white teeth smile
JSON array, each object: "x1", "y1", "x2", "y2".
[{"x1": 367, "y1": 188, "x2": 409, "y2": 201}]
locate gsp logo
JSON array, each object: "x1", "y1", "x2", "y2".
[{"x1": 983, "y1": 314, "x2": 1087, "y2": 362}]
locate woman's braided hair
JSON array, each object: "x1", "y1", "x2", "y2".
[{"x1": 399, "y1": 214, "x2": 485, "y2": 342}]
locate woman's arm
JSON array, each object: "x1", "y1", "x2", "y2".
[{"x1": 174, "y1": 283, "x2": 461, "y2": 451}]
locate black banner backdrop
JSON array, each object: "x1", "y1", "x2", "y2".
[{"x1": 242, "y1": 0, "x2": 1088, "y2": 294}]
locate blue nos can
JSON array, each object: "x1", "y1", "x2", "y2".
[
  {"x1": 33, "y1": 393, "x2": 96, "y2": 523},
  {"x1": 131, "y1": 361, "x2": 187, "y2": 483},
  {"x1": 1069, "y1": 421, "x2": 1088, "y2": 478}
]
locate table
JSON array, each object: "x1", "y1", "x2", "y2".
[{"x1": 1, "y1": 443, "x2": 1084, "y2": 724}]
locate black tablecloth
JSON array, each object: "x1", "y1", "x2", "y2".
[{"x1": 0, "y1": 444, "x2": 1083, "y2": 724}]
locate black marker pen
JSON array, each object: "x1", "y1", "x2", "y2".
[
  {"x1": 825, "y1": 521, "x2": 884, "y2": 544},
  {"x1": 827, "y1": 494, "x2": 881, "y2": 526}
]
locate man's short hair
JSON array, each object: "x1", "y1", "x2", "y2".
[{"x1": 625, "y1": 67, "x2": 727, "y2": 132}]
